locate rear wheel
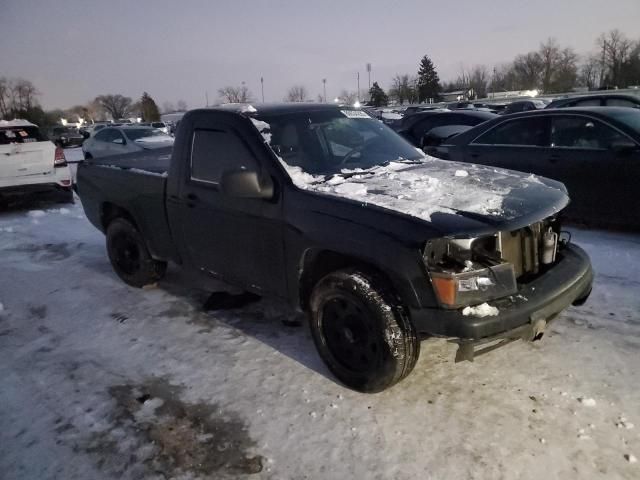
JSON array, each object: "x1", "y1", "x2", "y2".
[
  {"x1": 106, "y1": 218, "x2": 167, "y2": 287},
  {"x1": 309, "y1": 269, "x2": 420, "y2": 393}
]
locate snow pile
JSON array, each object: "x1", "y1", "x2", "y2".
[
  {"x1": 27, "y1": 210, "x2": 46, "y2": 218},
  {"x1": 46, "y1": 208, "x2": 71, "y2": 215},
  {"x1": 454, "y1": 170, "x2": 469, "y2": 177},
  {"x1": 241, "y1": 104, "x2": 257, "y2": 113},
  {"x1": 625, "y1": 454, "x2": 638, "y2": 464},
  {"x1": 578, "y1": 397, "x2": 597, "y2": 407},
  {"x1": 462, "y1": 303, "x2": 499, "y2": 317}
]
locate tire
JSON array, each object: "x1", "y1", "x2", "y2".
[
  {"x1": 309, "y1": 269, "x2": 420, "y2": 393},
  {"x1": 106, "y1": 218, "x2": 167, "y2": 287}
]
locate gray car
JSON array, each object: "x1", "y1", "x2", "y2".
[{"x1": 82, "y1": 126, "x2": 174, "y2": 159}]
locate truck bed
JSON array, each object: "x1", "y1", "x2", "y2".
[{"x1": 77, "y1": 147, "x2": 178, "y2": 262}]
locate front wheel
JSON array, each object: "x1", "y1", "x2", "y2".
[
  {"x1": 106, "y1": 218, "x2": 167, "y2": 287},
  {"x1": 309, "y1": 269, "x2": 420, "y2": 393}
]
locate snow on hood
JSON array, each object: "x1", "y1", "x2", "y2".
[{"x1": 250, "y1": 116, "x2": 566, "y2": 225}]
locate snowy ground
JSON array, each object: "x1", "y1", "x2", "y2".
[{"x1": 1, "y1": 196, "x2": 639, "y2": 480}]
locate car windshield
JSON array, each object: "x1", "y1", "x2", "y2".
[
  {"x1": 254, "y1": 109, "x2": 423, "y2": 176},
  {"x1": 124, "y1": 128, "x2": 166, "y2": 141},
  {"x1": 608, "y1": 109, "x2": 640, "y2": 134}
]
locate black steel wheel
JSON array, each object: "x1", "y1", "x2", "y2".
[
  {"x1": 106, "y1": 218, "x2": 166, "y2": 287},
  {"x1": 309, "y1": 269, "x2": 419, "y2": 393}
]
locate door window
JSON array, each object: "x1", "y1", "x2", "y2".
[
  {"x1": 190, "y1": 129, "x2": 258, "y2": 184},
  {"x1": 94, "y1": 129, "x2": 120, "y2": 143},
  {"x1": 550, "y1": 116, "x2": 628, "y2": 149},
  {"x1": 606, "y1": 98, "x2": 640, "y2": 108},
  {"x1": 572, "y1": 98, "x2": 602, "y2": 107},
  {"x1": 473, "y1": 117, "x2": 548, "y2": 146}
]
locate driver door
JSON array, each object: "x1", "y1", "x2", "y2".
[{"x1": 173, "y1": 118, "x2": 286, "y2": 295}]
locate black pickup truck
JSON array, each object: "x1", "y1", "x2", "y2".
[{"x1": 77, "y1": 103, "x2": 593, "y2": 392}]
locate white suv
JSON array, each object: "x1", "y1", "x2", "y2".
[{"x1": 0, "y1": 120, "x2": 74, "y2": 203}]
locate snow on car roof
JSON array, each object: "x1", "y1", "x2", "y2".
[{"x1": 0, "y1": 119, "x2": 38, "y2": 128}]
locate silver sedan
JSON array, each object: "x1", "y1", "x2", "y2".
[{"x1": 82, "y1": 126, "x2": 174, "y2": 159}]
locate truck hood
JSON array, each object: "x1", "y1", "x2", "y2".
[{"x1": 287, "y1": 158, "x2": 569, "y2": 233}]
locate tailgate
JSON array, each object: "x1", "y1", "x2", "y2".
[{"x1": 1, "y1": 140, "x2": 55, "y2": 180}]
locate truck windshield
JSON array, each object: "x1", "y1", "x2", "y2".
[{"x1": 254, "y1": 109, "x2": 423, "y2": 175}]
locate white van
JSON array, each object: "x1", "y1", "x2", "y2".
[{"x1": 0, "y1": 120, "x2": 74, "y2": 203}]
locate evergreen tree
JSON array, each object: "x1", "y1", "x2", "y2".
[
  {"x1": 140, "y1": 92, "x2": 161, "y2": 122},
  {"x1": 417, "y1": 55, "x2": 441, "y2": 102},
  {"x1": 368, "y1": 82, "x2": 389, "y2": 107}
]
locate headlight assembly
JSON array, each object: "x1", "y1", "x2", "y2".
[{"x1": 424, "y1": 236, "x2": 517, "y2": 309}]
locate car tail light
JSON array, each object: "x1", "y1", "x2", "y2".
[{"x1": 54, "y1": 147, "x2": 67, "y2": 167}]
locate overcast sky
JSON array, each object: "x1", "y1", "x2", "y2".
[{"x1": 2, "y1": 0, "x2": 639, "y2": 110}]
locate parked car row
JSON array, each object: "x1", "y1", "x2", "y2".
[{"x1": 427, "y1": 107, "x2": 640, "y2": 229}]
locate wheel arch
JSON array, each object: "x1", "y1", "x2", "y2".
[{"x1": 298, "y1": 249, "x2": 420, "y2": 312}]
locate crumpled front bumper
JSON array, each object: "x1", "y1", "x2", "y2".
[{"x1": 410, "y1": 243, "x2": 593, "y2": 343}]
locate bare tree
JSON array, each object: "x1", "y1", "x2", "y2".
[
  {"x1": 0, "y1": 77, "x2": 10, "y2": 117},
  {"x1": 94, "y1": 94, "x2": 133, "y2": 120},
  {"x1": 538, "y1": 38, "x2": 562, "y2": 92},
  {"x1": 550, "y1": 48, "x2": 579, "y2": 92},
  {"x1": 218, "y1": 85, "x2": 253, "y2": 103},
  {"x1": 285, "y1": 85, "x2": 308, "y2": 102},
  {"x1": 338, "y1": 89, "x2": 358, "y2": 105},
  {"x1": 176, "y1": 99, "x2": 188, "y2": 111},
  {"x1": 579, "y1": 54, "x2": 603, "y2": 89},
  {"x1": 11, "y1": 78, "x2": 39, "y2": 111},
  {"x1": 512, "y1": 52, "x2": 543, "y2": 90},
  {"x1": 388, "y1": 75, "x2": 417, "y2": 104},
  {"x1": 597, "y1": 29, "x2": 633, "y2": 87}
]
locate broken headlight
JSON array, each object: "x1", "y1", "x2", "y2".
[{"x1": 423, "y1": 236, "x2": 517, "y2": 309}]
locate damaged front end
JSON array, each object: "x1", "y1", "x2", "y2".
[{"x1": 423, "y1": 216, "x2": 563, "y2": 310}]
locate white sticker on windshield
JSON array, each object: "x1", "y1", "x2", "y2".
[{"x1": 341, "y1": 110, "x2": 371, "y2": 119}]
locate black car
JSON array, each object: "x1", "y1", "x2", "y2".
[
  {"x1": 501, "y1": 99, "x2": 549, "y2": 115},
  {"x1": 46, "y1": 126, "x2": 84, "y2": 148},
  {"x1": 437, "y1": 107, "x2": 640, "y2": 229},
  {"x1": 396, "y1": 110, "x2": 497, "y2": 147},
  {"x1": 545, "y1": 93, "x2": 640, "y2": 109},
  {"x1": 76, "y1": 103, "x2": 592, "y2": 392}
]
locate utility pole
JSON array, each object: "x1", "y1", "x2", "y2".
[
  {"x1": 322, "y1": 78, "x2": 327, "y2": 103},
  {"x1": 366, "y1": 63, "x2": 371, "y2": 91},
  {"x1": 357, "y1": 72, "x2": 360, "y2": 101},
  {"x1": 492, "y1": 67, "x2": 497, "y2": 99},
  {"x1": 205, "y1": 91, "x2": 209, "y2": 107},
  {"x1": 261, "y1": 77, "x2": 265, "y2": 102}
]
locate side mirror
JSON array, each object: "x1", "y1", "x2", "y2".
[{"x1": 221, "y1": 170, "x2": 274, "y2": 199}]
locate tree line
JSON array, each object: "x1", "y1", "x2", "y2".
[{"x1": 0, "y1": 77, "x2": 188, "y2": 126}]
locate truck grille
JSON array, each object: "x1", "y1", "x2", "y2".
[{"x1": 498, "y1": 220, "x2": 555, "y2": 279}]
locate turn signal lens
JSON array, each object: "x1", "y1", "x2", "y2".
[{"x1": 432, "y1": 276, "x2": 457, "y2": 307}]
